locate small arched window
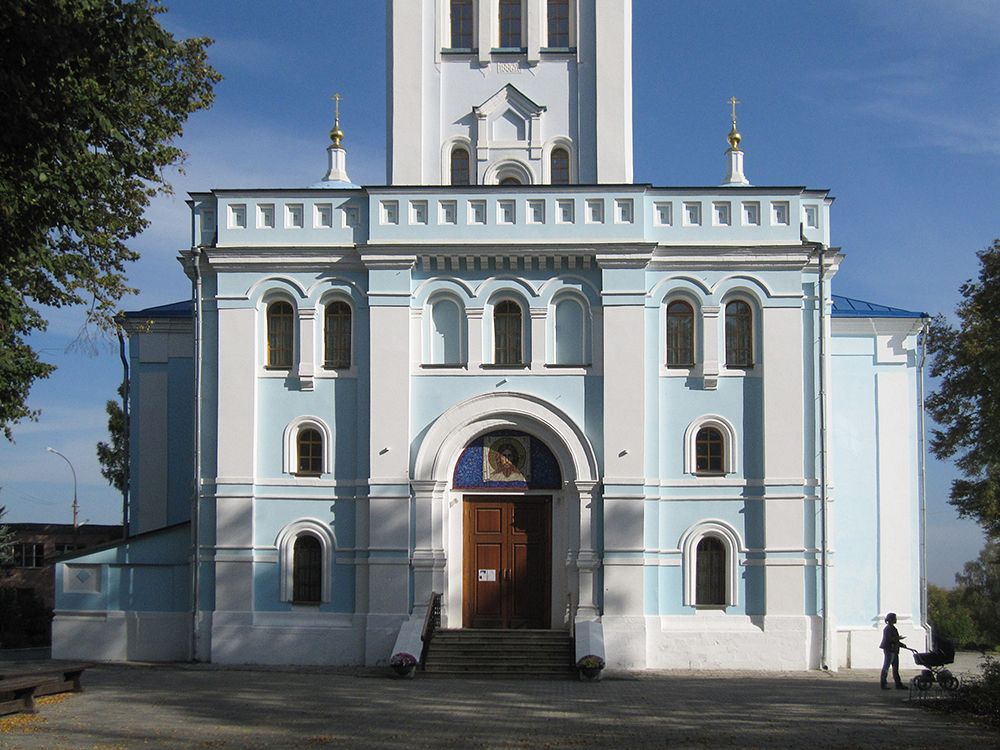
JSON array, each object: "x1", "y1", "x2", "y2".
[
  {"x1": 554, "y1": 297, "x2": 586, "y2": 365},
  {"x1": 666, "y1": 300, "x2": 695, "y2": 367},
  {"x1": 292, "y1": 535, "x2": 322, "y2": 604},
  {"x1": 451, "y1": 147, "x2": 471, "y2": 186},
  {"x1": 695, "y1": 427, "x2": 724, "y2": 475},
  {"x1": 725, "y1": 300, "x2": 753, "y2": 368},
  {"x1": 695, "y1": 537, "x2": 726, "y2": 606},
  {"x1": 499, "y1": 176, "x2": 522, "y2": 186},
  {"x1": 494, "y1": 300, "x2": 523, "y2": 365},
  {"x1": 324, "y1": 300, "x2": 352, "y2": 370},
  {"x1": 550, "y1": 147, "x2": 570, "y2": 185},
  {"x1": 267, "y1": 300, "x2": 294, "y2": 369},
  {"x1": 297, "y1": 428, "x2": 324, "y2": 475}
]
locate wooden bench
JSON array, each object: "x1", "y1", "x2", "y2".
[
  {"x1": 0, "y1": 662, "x2": 94, "y2": 716},
  {"x1": 0, "y1": 675, "x2": 46, "y2": 716}
]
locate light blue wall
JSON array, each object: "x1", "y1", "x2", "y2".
[
  {"x1": 830, "y1": 335, "x2": 881, "y2": 626},
  {"x1": 55, "y1": 524, "x2": 191, "y2": 613}
]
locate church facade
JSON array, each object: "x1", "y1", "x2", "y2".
[{"x1": 53, "y1": 0, "x2": 928, "y2": 671}]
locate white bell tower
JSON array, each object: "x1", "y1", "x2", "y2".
[{"x1": 387, "y1": 0, "x2": 633, "y2": 185}]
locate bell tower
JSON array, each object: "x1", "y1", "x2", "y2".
[{"x1": 387, "y1": 0, "x2": 633, "y2": 185}]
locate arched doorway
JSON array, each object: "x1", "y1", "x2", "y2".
[
  {"x1": 411, "y1": 392, "x2": 600, "y2": 631},
  {"x1": 454, "y1": 430, "x2": 561, "y2": 628}
]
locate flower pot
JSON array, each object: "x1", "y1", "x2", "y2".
[{"x1": 392, "y1": 664, "x2": 416, "y2": 679}]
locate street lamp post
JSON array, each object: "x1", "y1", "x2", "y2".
[{"x1": 46, "y1": 447, "x2": 79, "y2": 535}]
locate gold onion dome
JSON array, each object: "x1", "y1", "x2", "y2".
[{"x1": 728, "y1": 123, "x2": 741, "y2": 150}]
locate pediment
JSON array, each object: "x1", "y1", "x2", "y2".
[{"x1": 473, "y1": 84, "x2": 546, "y2": 121}]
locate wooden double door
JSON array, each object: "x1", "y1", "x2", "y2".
[{"x1": 463, "y1": 496, "x2": 551, "y2": 629}]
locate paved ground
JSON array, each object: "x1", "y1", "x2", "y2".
[{"x1": 1, "y1": 656, "x2": 996, "y2": 749}]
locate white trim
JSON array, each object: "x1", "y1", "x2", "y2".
[
  {"x1": 282, "y1": 416, "x2": 333, "y2": 475},
  {"x1": 484, "y1": 158, "x2": 535, "y2": 185},
  {"x1": 683, "y1": 415, "x2": 738, "y2": 475},
  {"x1": 679, "y1": 520, "x2": 743, "y2": 608},
  {"x1": 275, "y1": 518, "x2": 338, "y2": 604}
]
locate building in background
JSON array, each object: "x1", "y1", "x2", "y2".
[
  {"x1": 1, "y1": 523, "x2": 121, "y2": 647},
  {"x1": 53, "y1": 0, "x2": 928, "y2": 670}
]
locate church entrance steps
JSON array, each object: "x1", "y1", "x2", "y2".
[{"x1": 421, "y1": 629, "x2": 575, "y2": 677}]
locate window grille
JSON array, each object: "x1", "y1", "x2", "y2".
[
  {"x1": 725, "y1": 300, "x2": 753, "y2": 367},
  {"x1": 499, "y1": 0, "x2": 522, "y2": 48},
  {"x1": 547, "y1": 0, "x2": 570, "y2": 47},
  {"x1": 695, "y1": 537, "x2": 726, "y2": 606},
  {"x1": 324, "y1": 301, "x2": 352, "y2": 369},
  {"x1": 267, "y1": 301, "x2": 294, "y2": 369},
  {"x1": 450, "y1": 0, "x2": 474, "y2": 48},
  {"x1": 666, "y1": 300, "x2": 695, "y2": 367},
  {"x1": 494, "y1": 300, "x2": 523, "y2": 365},
  {"x1": 292, "y1": 535, "x2": 322, "y2": 603}
]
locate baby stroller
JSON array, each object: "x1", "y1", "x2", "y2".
[{"x1": 905, "y1": 638, "x2": 958, "y2": 691}]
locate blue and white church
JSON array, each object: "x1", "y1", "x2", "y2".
[{"x1": 54, "y1": 0, "x2": 929, "y2": 671}]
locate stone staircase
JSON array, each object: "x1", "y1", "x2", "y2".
[{"x1": 421, "y1": 629, "x2": 576, "y2": 677}]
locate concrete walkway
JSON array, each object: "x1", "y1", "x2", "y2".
[{"x1": 1, "y1": 661, "x2": 996, "y2": 749}]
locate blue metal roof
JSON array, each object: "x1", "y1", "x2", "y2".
[
  {"x1": 124, "y1": 300, "x2": 193, "y2": 319},
  {"x1": 128, "y1": 296, "x2": 926, "y2": 321},
  {"x1": 831, "y1": 295, "x2": 928, "y2": 319}
]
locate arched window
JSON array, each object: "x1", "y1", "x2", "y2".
[
  {"x1": 297, "y1": 428, "x2": 324, "y2": 476},
  {"x1": 681, "y1": 521, "x2": 741, "y2": 608},
  {"x1": 695, "y1": 537, "x2": 726, "y2": 606},
  {"x1": 267, "y1": 300, "x2": 294, "y2": 369},
  {"x1": 494, "y1": 300, "x2": 523, "y2": 365},
  {"x1": 450, "y1": 0, "x2": 474, "y2": 48},
  {"x1": 292, "y1": 535, "x2": 322, "y2": 604},
  {"x1": 550, "y1": 147, "x2": 570, "y2": 185},
  {"x1": 695, "y1": 427, "x2": 724, "y2": 475},
  {"x1": 499, "y1": 176, "x2": 521, "y2": 185},
  {"x1": 666, "y1": 300, "x2": 695, "y2": 367},
  {"x1": 324, "y1": 300, "x2": 352, "y2": 370},
  {"x1": 451, "y1": 147, "x2": 471, "y2": 186},
  {"x1": 499, "y1": 0, "x2": 522, "y2": 48},
  {"x1": 277, "y1": 519, "x2": 336, "y2": 604},
  {"x1": 725, "y1": 300, "x2": 753, "y2": 368},
  {"x1": 554, "y1": 297, "x2": 586, "y2": 365},
  {"x1": 430, "y1": 297, "x2": 463, "y2": 365}
]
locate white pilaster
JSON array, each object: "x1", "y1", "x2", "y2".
[
  {"x1": 701, "y1": 305, "x2": 720, "y2": 389},
  {"x1": 296, "y1": 307, "x2": 315, "y2": 391}
]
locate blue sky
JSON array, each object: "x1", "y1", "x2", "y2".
[{"x1": 1, "y1": 0, "x2": 997, "y2": 587}]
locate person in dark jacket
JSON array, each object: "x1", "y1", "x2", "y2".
[{"x1": 880, "y1": 612, "x2": 906, "y2": 689}]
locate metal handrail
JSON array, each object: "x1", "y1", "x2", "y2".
[
  {"x1": 419, "y1": 591, "x2": 442, "y2": 667},
  {"x1": 567, "y1": 592, "x2": 575, "y2": 640}
]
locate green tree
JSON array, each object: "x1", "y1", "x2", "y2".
[
  {"x1": 927, "y1": 583, "x2": 979, "y2": 648},
  {"x1": 926, "y1": 239, "x2": 1000, "y2": 536},
  {"x1": 0, "y1": 504, "x2": 13, "y2": 564},
  {"x1": 955, "y1": 540, "x2": 1000, "y2": 647},
  {"x1": 0, "y1": 0, "x2": 219, "y2": 440},
  {"x1": 96, "y1": 383, "x2": 128, "y2": 495}
]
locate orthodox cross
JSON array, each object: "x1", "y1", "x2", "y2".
[{"x1": 728, "y1": 96, "x2": 740, "y2": 126}]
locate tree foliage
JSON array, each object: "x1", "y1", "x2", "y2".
[
  {"x1": 928, "y1": 584, "x2": 979, "y2": 648},
  {"x1": 954, "y1": 539, "x2": 1000, "y2": 646},
  {"x1": 96, "y1": 383, "x2": 128, "y2": 495},
  {"x1": 0, "y1": 0, "x2": 219, "y2": 440},
  {"x1": 929, "y1": 541, "x2": 1000, "y2": 650},
  {"x1": 0, "y1": 504, "x2": 13, "y2": 565},
  {"x1": 926, "y1": 239, "x2": 1000, "y2": 536}
]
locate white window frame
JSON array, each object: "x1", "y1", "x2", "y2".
[
  {"x1": 276, "y1": 519, "x2": 337, "y2": 604},
  {"x1": 283, "y1": 416, "x2": 333, "y2": 476},
  {"x1": 680, "y1": 520, "x2": 742, "y2": 608},
  {"x1": 683, "y1": 415, "x2": 738, "y2": 476}
]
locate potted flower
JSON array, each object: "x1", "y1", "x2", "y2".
[
  {"x1": 576, "y1": 654, "x2": 605, "y2": 681},
  {"x1": 390, "y1": 652, "x2": 418, "y2": 678}
]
